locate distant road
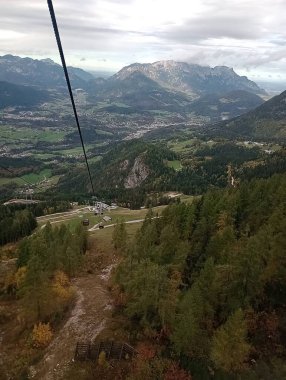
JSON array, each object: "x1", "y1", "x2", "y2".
[
  {"x1": 88, "y1": 219, "x2": 145, "y2": 232},
  {"x1": 37, "y1": 207, "x2": 90, "y2": 229},
  {"x1": 37, "y1": 206, "x2": 89, "y2": 221},
  {"x1": 37, "y1": 208, "x2": 161, "y2": 232},
  {"x1": 89, "y1": 216, "x2": 162, "y2": 232}
]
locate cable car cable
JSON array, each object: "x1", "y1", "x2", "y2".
[{"x1": 47, "y1": 0, "x2": 95, "y2": 196}]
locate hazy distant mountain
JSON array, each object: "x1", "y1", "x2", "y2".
[
  {"x1": 89, "y1": 70, "x2": 114, "y2": 79},
  {"x1": 189, "y1": 90, "x2": 264, "y2": 120},
  {"x1": 114, "y1": 60, "x2": 266, "y2": 98},
  {"x1": 89, "y1": 63, "x2": 266, "y2": 117},
  {"x1": 89, "y1": 71, "x2": 191, "y2": 112},
  {"x1": 208, "y1": 90, "x2": 286, "y2": 140},
  {"x1": 0, "y1": 55, "x2": 266, "y2": 121},
  {"x1": 257, "y1": 81, "x2": 286, "y2": 97},
  {"x1": 0, "y1": 55, "x2": 93, "y2": 89},
  {"x1": 0, "y1": 81, "x2": 50, "y2": 108}
]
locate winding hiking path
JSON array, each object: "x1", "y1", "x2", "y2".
[{"x1": 29, "y1": 260, "x2": 116, "y2": 380}]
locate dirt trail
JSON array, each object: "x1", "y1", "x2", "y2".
[{"x1": 29, "y1": 261, "x2": 116, "y2": 380}]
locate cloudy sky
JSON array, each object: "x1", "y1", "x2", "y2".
[{"x1": 1, "y1": 0, "x2": 286, "y2": 81}]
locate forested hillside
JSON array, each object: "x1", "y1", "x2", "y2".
[
  {"x1": 0, "y1": 81, "x2": 50, "y2": 108},
  {"x1": 56, "y1": 140, "x2": 286, "y2": 208},
  {"x1": 0, "y1": 201, "x2": 71, "y2": 246},
  {"x1": 57, "y1": 140, "x2": 177, "y2": 207},
  {"x1": 207, "y1": 90, "x2": 286, "y2": 141},
  {"x1": 115, "y1": 173, "x2": 286, "y2": 379},
  {"x1": 1, "y1": 222, "x2": 87, "y2": 378},
  {"x1": 0, "y1": 206, "x2": 37, "y2": 246}
]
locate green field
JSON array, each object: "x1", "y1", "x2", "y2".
[
  {"x1": 0, "y1": 169, "x2": 60, "y2": 192},
  {"x1": 37, "y1": 175, "x2": 61, "y2": 190},
  {"x1": 54, "y1": 144, "x2": 94, "y2": 156},
  {"x1": 37, "y1": 200, "x2": 194, "y2": 232},
  {"x1": 91, "y1": 222, "x2": 142, "y2": 252},
  {"x1": 168, "y1": 138, "x2": 216, "y2": 154},
  {"x1": 167, "y1": 160, "x2": 183, "y2": 170},
  {"x1": 38, "y1": 205, "x2": 167, "y2": 230},
  {"x1": 168, "y1": 138, "x2": 197, "y2": 153},
  {"x1": 0, "y1": 125, "x2": 68, "y2": 143},
  {"x1": 21, "y1": 168, "x2": 52, "y2": 183},
  {"x1": 0, "y1": 177, "x2": 22, "y2": 185},
  {"x1": 0, "y1": 168, "x2": 55, "y2": 187}
]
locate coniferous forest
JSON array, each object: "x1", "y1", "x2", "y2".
[
  {"x1": 115, "y1": 173, "x2": 286, "y2": 379},
  {"x1": 0, "y1": 206, "x2": 37, "y2": 246},
  {"x1": 0, "y1": 201, "x2": 71, "y2": 246},
  {"x1": 1, "y1": 220, "x2": 87, "y2": 379},
  {"x1": 6, "y1": 221, "x2": 87, "y2": 324},
  {"x1": 4, "y1": 222, "x2": 86, "y2": 321}
]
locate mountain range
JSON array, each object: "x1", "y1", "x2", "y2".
[
  {"x1": 208, "y1": 90, "x2": 286, "y2": 141},
  {"x1": 0, "y1": 55, "x2": 266, "y2": 121},
  {"x1": 112, "y1": 60, "x2": 266, "y2": 97},
  {"x1": 89, "y1": 60, "x2": 266, "y2": 117},
  {"x1": 0, "y1": 55, "x2": 93, "y2": 90}
]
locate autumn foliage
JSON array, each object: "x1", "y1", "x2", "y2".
[
  {"x1": 16, "y1": 223, "x2": 85, "y2": 323},
  {"x1": 32, "y1": 322, "x2": 53, "y2": 348},
  {"x1": 164, "y1": 362, "x2": 192, "y2": 380}
]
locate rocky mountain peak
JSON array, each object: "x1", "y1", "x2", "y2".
[
  {"x1": 115, "y1": 60, "x2": 266, "y2": 97},
  {"x1": 41, "y1": 58, "x2": 56, "y2": 65},
  {"x1": 0, "y1": 54, "x2": 92, "y2": 89}
]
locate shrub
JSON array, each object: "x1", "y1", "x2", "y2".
[{"x1": 32, "y1": 322, "x2": 53, "y2": 348}]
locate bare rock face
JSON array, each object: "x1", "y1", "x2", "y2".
[
  {"x1": 114, "y1": 60, "x2": 266, "y2": 96},
  {"x1": 124, "y1": 155, "x2": 149, "y2": 189}
]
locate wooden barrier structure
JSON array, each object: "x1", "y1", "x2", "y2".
[{"x1": 74, "y1": 341, "x2": 137, "y2": 361}]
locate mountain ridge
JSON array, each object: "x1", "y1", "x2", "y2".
[
  {"x1": 0, "y1": 55, "x2": 266, "y2": 98},
  {"x1": 113, "y1": 60, "x2": 266, "y2": 97},
  {"x1": 0, "y1": 54, "x2": 93, "y2": 89},
  {"x1": 208, "y1": 90, "x2": 286, "y2": 140},
  {"x1": 0, "y1": 55, "x2": 266, "y2": 121}
]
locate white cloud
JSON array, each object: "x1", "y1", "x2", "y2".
[{"x1": 0, "y1": 0, "x2": 286, "y2": 80}]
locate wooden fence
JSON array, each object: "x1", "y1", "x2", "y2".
[{"x1": 74, "y1": 341, "x2": 137, "y2": 361}]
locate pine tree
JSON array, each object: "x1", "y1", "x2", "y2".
[
  {"x1": 124, "y1": 259, "x2": 168, "y2": 328},
  {"x1": 20, "y1": 252, "x2": 53, "y2": 322},
  {"x1": 172, "y1": 258, "x2": 217, "y2": 357},
  {"x1": 112, "y1": 220, "x2": 127, "y2": 253},
  {"x1": 210, "y1": 309, "x2": 251, "y2": 373}
]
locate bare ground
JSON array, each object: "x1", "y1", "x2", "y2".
[{"x1": 29, "y1": 255, "x2": 117, "y2": 380}]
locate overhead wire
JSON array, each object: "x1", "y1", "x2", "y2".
[{"x1": 47, "y1": 0, "x2": 96, "y2": 196}]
